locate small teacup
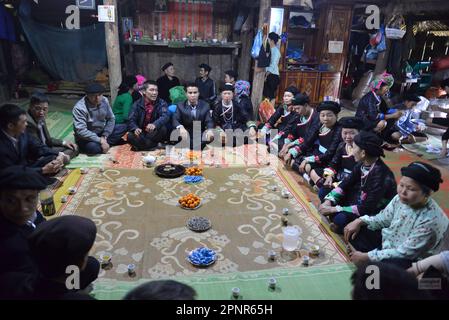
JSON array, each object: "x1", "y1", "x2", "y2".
[
  {"x1": 268, "y1": 277, "x2": 277, "y2": 289},
  {"x1": 143, "y1": 155, "x2": 156, "y2": 166},
  {"x1": 127, "y1": 264, "x2": 136, "y2": 274},
  {"x1": 68, "y1": 186, "x2": 77, "y2": 195},
  {"x1": 302, "y1": 255, "x2": 310, "y2": 266},
  {"x1": 100, "y1": 253, "x2": 112, "y2": 265},
  {"x1": 60, "y1": 195, "x2": 68, "y2": 203},
  {"x1": 310, "y1": 245, "x2": 320, "y2": 256}
]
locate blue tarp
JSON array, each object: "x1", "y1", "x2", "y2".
[{"x1": 19, "y1": 0, "x2": 107, "y2": 82}]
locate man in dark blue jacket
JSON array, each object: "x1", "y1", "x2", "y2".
[
  {"x1": 0, "y1": 104, "x2": 63, "y2": 175},
  {"x1": 127, "y1": 80, "x2": 170, "y2": 151}
]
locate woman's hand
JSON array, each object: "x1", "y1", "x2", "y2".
[
  {"x1": 344, "y1": 218, "x2": 363, "y2": 243},
  {"x1": 319, "y1": 204, "x2": 337, "y2": 216},
  {"x1": 323, "y1": 176, "x2": 333, "y2": 188}
]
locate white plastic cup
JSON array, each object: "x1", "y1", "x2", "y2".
[
  {"x1": 232, "y1": 287, "x2": 240, "y2": 298},
  {"x1": 268, "y1": 250, "x2": 276, "y2": 261},
  {"x1": 282, "y1": 227, "x2": 299, "y2": 251},
  {"x1": 282, "y1": 208, "x2": 289, "y2": 215}
]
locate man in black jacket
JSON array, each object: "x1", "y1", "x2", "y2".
[
  {"x1": 0, "y1": 166, "x2": 50, "y2": 299},
  {"x1": 0, "y1": 166, "x2": 99, "y2": 300},
  {"x1": 127, "y1": 80, "x2": 170, "y2": 151},
  {"x1": 156, "y1": 62, "x2": 180, "y2": 103},
  {"x1": 172, "y1": 83, "x2": 214, "y2": 150},
  {"x1": 195, "y1": 63, "x2": 216, "y2": 107},
  {"x1": 0, "y1": 104, "x2": 63, "y2": 176},
  {"x1": 26, "y1": 92, "x2": 78, "y2": 161}
]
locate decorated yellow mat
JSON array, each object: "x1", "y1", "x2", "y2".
[{"x1": 57, "y1": 166, "x2": 348, "y2": 283}]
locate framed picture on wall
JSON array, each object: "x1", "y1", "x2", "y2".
[
  {"x1": 154, "y1": 0, "x2": 168, "y2": 12},
  {"x1": 76, "y1": 0, "x2": 95, "y2": 10}
]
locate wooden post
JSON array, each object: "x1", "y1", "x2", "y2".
[
  {"x1": 104, "y1": 0, "x2": 122, "y2": 103},
  {"x1": 237, "y1": 8, "x2": 254, "y2": 81},
  {"x1": 251, "y1": 0, "x2": 271, "y2": 117}
]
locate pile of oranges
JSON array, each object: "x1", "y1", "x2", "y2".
[
  {"x1": 185, "y1": 166, "x2": 203, "y2": 176},
  {"x1": 186, "y1": 151, "x2": 199, "y2": 160},
  {"x1": 179, "y1": 193, "x2": 201, "y2": 209}
]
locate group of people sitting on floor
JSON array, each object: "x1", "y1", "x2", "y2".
[
  {"x1": 260, "y1": 80, "x2": 448, "y2": 281},
  {"x1": 0, "y1": 67, "x2": 448, "y2": 299}
]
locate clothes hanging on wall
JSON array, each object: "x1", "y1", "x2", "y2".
[{"x1": 0, "y1": 5, "x2": 16, "y2": 42}]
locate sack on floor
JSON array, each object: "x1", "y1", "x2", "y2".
[{"x1": 258, "y1": 98, "x2": 275, "y2": 123}]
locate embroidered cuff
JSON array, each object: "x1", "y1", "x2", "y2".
[
  {"x1": 323, "y1": 168, "x2": 336, "y2": 177},
  {"x1": 289, "y1": 148, "x2": 299, "y2": 158},
  {"x1": 246, "y1": 121, "x2": 257, "y2": 129},
  {"x1": 305, "y1": 156, "x2": 315, "y2": 163}
]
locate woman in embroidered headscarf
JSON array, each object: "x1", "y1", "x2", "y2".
[
  {"x1": 344, "y1": 161, "x2": 449, "y2": 269},
  {"x1": 355, "y1": 73, "x2": 402, "y2": 136},
  {"x1": 319, "y1": 131, "x2": 397, "y2": 234},
  {"x1": 234, "y1": 80, "x2": 253, "y2": 121}
]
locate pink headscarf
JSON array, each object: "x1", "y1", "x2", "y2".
[{"x1": 136, "y1": 75, "x2": 146, "y2": 86}]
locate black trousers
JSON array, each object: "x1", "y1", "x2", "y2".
[
  {"x1": 350, "y1": 227, "x2": 414, "y2": 269},
  {"x1": 263, "y1": 73, "x2": 280, "y2": 100},
  {"x1": 127, "y1": 126, "x2": 168, "y2": 151},
  {"x1": 80, "y1": 256, "x2": 100, "y2": 290},
  {"x1": 432, "y1": 117, "x2": 449, "y2": 141}
]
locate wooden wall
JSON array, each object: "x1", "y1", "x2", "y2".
[
  {"x1": 123, "y1": 0, "x2": 238, "y2": 87},
  {"x1": 125, "y1": 45, "x2": 234, "y2": 87}
]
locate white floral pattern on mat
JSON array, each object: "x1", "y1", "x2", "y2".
[{"x1": 224, "y1": 168, "x2": 284, "y2": 212}]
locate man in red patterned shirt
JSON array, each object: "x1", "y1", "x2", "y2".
[{"x1": 127, "y1": 81, "x2": 170, "y2": 151}]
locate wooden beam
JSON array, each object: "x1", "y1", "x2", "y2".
[
  {"x1": 250, "y1": 0, "x2": 271, "y2": 117},
  {"x1": 104, "y1": 0, "x2": 122, "y2": 103}
]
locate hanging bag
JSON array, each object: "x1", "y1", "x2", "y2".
[
  {"x1": 251, "y1": 29, "x2": 263, "y2": 58},
  {"x1": 256, "y1": 40, "x2": 271, "y2": 68},
  {"x1": 386, "y1": 15, "x2": 406, "y2": 39}
]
